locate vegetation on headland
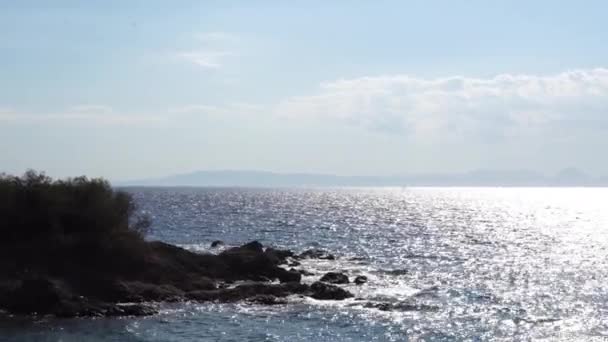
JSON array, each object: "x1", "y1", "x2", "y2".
[
  {"x1": 0, "y1": 171, "x2": 355, "y2": 318},
  {"x1": 0, "y1": 170, "x2": 150, "y2": 244}
]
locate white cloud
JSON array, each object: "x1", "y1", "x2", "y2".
[
  {"x1": 177, "y1": 51, "x2": 233, "y2": 69},
  {"x1": 275, "y1": 68, "x2": 608, "y2": 141},
  {"x1": 178, "y1": 31, "x2": 238, "y2": 69}
]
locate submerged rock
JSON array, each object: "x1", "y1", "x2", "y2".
[
  {"x1": 320, "y1": 272, "x2": 349, "y2": 284},
  {"x1": 210, "y1": 240, "x2": 224, "y2": 248},
  {"x1": 364, "y1": 301, "x2": 439, "y2": 312},
  {"x1": 381, "y1": 269, "x2": 408, "y2": 276},
  {"x1": 298, "y1": 249, "x2": 336, "y2": 260},
  {"x1": 354, "y1": 276, "x2": 368, "y2": 285}
]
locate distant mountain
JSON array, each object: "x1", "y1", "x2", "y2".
[
  {"x1": 553, "y1": 167, "x2": 593, "y2": 185},
  {"x1": 121, "y1": 169, "x2": 608, "y2": 187}
]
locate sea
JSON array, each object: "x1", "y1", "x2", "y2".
[{"x1": 2, "y1": 187, "x2": 608, "y2": 341}]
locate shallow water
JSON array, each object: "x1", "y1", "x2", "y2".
[{"x1": 2, "y1": 187, "x2": 608, "y2": 341}]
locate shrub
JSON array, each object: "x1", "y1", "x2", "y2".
[{"x1": 0, "y1": 170, "x2": 150, "y2": 245}]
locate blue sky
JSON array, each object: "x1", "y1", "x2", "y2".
[{"x1": 1, "y1": 1, "x2": 608, "y2": 180}]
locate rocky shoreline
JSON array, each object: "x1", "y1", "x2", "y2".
[{"x1": 0, "y1": 240, "x2": 358, "y2": 318}]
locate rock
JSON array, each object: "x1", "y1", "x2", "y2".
[
  {"x1": 219, "y1": 242, "x2": 301, "y2": 283},
  {"x1": 349, "y1": 257, "x2": 367, "y2": 261},
  {"x1": 290, "y1": 268, "x2": 314, "y2": 276},
  {"x1": 309, "y1": 282, "x2": 353, "y2": 300},
  {"x1": 320, "y1": 272, "x2": 349, "y2": 284},
  {"x1": 365, "y1": 302, "x2": 391, "y2": 311},
  {"x1": 4, "y1": 277, "x2": 69, "y2": 315},
  {"x1": 288, "y1": 260, "x2": 301, "y2": 267},
  {"x1": 382, "y1": 269, "x2": 408, "y2": 276},
  {"x1": 354, "y1": 276, "x2": 368, "y2": 285},
  {"x1": 364, "y1": 301, "x2": 438, "y2": 312},
  {"x1": 187, "y1": 282, "x2": 309, "y2": 302},
  {"x1": 264, "y1": 248, "x2": 294, "y2": 265},
  {"x1": 0, "y1": 239, "x2": 355, "y2": 317},
  {"x1": 0, "y1": 277, "x2": 159, "y2": 318},
  {"x1": 210, "y1": 240, "x2": 224, "y2": 248},
  {"x1": 276, "y1": 269, "x2": 302, "y2": 283},
  {"x1": 299, "y1": 249, "x2": 335, "y2": 260},
  {"x1": 247, "y1": 295, "x2": 288, "y2": 305},
  {"x1": 125, "y1": 282, "x2": 185, "y2": 302},
  {"x1": 239, "y1": 241, "x2": 264, "y2": 253},
  {"x1": 109, "y1": 303, "x2": 158, "y2": 316}
]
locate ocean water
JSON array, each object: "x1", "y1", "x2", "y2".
[{"x1": 2, "y1": 187, "x2": 608, "y2": 341}]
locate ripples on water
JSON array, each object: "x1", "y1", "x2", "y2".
[{"x1": 2, "y1": 187, "x2": 608, "y2": 341}]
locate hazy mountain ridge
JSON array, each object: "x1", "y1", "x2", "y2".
[{"x1": 122, "y1": 168, "x2": 608, "y2": 187}]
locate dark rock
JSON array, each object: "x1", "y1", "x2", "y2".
[
  {"x1": 349, "y1": 257, "x2": 367, "y2": 261},
  {"x1": 4, "y1": 278, "x2": 69, "y2": 315},
  {"x1": 364, "y1": 301, "x2": 439, "y2": 312},
  {"x1": 0, "y1": 277, "x2": 160, "y2": 318},
  {"x1": 0, "y1": 238, "x2": 348, "y2": 317},
  {"x1": 239, "y1": 241, "x2": 264, "y2": 253},
  {"x1": 210, "y1": 240, "x2": 224, "y2": 248},
  {"x1": 382, "y1": 269, "x2": 408, "y2": 276},
  {"x1": 299, "y1": 249, "x2": 335, "y2": 260},
  {"x1": 219, "y1": 242, "x2": 300, "y2": 283},
  {"x1": 108, "y1": 303, "x2": 158, "y2": 316},
  {"x1": 309, "y1": 282, "x2": 353, "y2": 300},
  {"x1": 320, "y1": 272, "x2": 349, "y2": 284},
  {"x1": 296, "y1": 269, "x2": 314, "y2": 276},
  {"x1": 392, "y1": 302, "x2": 439, "y2": 312},
  {"x1": 247, "y1": 295, "x2": 288, "y2": 305},
  {"x1": 187, "y1": 282, "x2": 309, "y2": 302},
  {"x1": 354, "y1": 276, "x2": 368, "y2": 285},
  {"x1": 290, "y1": 268, "x2": 314, "y2": 276},
  {"x1": 288, "y1": 260, "x2": 301, "y2": 267},
  {"x1": 276, "y1": 269, "x2": 302, "y2": 283},
  {"x1": 264, "y1": 248, "x2": 294, "y2": 265},
  {"x1": 91, "y1": 280, "x2": 188, "y2": 303},
  {"x1": 126, "y1": 282, "x2": 185, "y2": 302},
  {"x1": 366, "y1": 302, "x2": 391, "y2": 311}
]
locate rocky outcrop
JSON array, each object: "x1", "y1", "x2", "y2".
[
  {"x1": 0, "y1": 240, "x2": 353, "y2": 318},
  {"x1": 1, "y1": 277, "x2": 158, "y2": 317},
  {"x1": 309, "y1": 282, "x2": 354, "y2": 300},
  {"x1": 218, "y1": 242, "x2": 301, "y2": 283},
  {"x1": 320, "y1": 272, "x2": 349, "y2": 284}
]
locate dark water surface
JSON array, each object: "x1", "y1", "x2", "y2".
[{"x1": 2, "y1": 187, "x2": 608, "y2": 341}]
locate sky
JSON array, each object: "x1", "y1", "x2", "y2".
[{"x1": 1, "y1": 1, "x2": 608, "y2": 181}]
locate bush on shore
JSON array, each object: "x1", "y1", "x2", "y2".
[{"x1": 0, "y1": 170, "x2": 150, "y2": 245}]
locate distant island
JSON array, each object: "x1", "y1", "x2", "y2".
[{"x1": 122, "y1": 168, "x2": 608, "y2": 187}]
